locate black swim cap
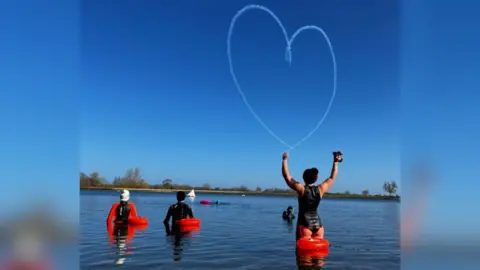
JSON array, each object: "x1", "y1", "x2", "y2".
[
  {"x1": 177, "y1": 191, "x2": 186, "y2": 201},
  {"x1": 303, "y1": 167, "x2": 319, "y2": 184}
]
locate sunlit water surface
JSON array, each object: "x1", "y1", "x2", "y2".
[{"x1": 80, "y1": 190, "x2": 399, "y2": 269}]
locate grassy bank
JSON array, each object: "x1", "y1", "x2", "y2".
[{"x1": 80, "y1": 186, "x2": 399, "y2": 201}]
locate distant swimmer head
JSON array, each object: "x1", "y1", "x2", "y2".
[
  {"x1": 215, "y1": 200, "x2": 220, "y2": 204},
  {"x1": 287, "y1": 206, "x2": 293, "y2": 212},
  {"x1": 120, "y1": 189, "x2": 130, "y2": 202},
  {"x1": 303, "y1": 167, "x2": 319, "y2": 185},
  {"x1": 177, "y1": 191, "x2": 186, "y2": 202}
]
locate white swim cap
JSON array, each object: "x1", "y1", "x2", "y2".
[{"x1": 120, "y1": 189, "x2": 130, "y2": 202}]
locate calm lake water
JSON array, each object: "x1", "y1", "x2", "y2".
[{"x1": 80, "y1": 190, "x2": 400, "y2": 269}]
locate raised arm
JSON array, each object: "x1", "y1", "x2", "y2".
[
  {"x1": 282, "y1": 152, "x2": 303, "y2": 194},
  {"x1": 319, "y1": 151, "x2": 343, "y2": 196}
]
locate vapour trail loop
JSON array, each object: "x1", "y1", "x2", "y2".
[{"x1": 227, "y1": 4, "x2": 338, "y2": 151}]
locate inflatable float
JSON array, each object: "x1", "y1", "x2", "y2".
[
  {"x1": 113, "y1": 216, "x2": 149, "y2": 226},
  {"x1": 107, "y1": 201, "x2": 148, "y2": 226},
  {"x1": 128, "y1": 217, "x2": 148, "y2": 226},
  {"x1": 200, "y1": 200, "x2": 226, "y2": 205},
  {"x1": 296, "y1": 238, "x2": 329, "y2": 256},
  {"x1": 107, "y1": 223, "x2": 147, "y2": 244},
  {"x1": 175, "y1": 218, "x2": 201, "y2": 233},
  {"x1": 296, "y1": 248, "x2": 329, "y2": 258}
]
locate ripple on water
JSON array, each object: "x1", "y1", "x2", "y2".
[{"x1": 80, "y1": 191, "x2": 400, "y2": 269}]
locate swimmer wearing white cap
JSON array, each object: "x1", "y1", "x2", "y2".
[
  {"x1": 106, "y1": 189, "x2": 139, "y2": 224},
  {"x1": 120, "y1": 189, "x2": 130, "y2": 202}
]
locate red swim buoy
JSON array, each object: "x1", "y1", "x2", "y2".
[
  {"x1": 176, "y1": 218, "x2": 201, "y2": 226},
  {"x1": 200, "y1": 200, "x2": 210, "y2": 205},
  {"x1": 180, "y1": 225, "x2": 200, "y2": 233},
  {"x1": 296, "y1": 248, "x2": 329, "y2": 258},
  {"x1": 176, "y1": 218, "x2": 201, "y2": 233},
  {"x1": 127, "y1": 216, "x2": 149, "y2": 226},
  {"x1": 296, "y1": 238, "x2": 329, "y2": 251}
]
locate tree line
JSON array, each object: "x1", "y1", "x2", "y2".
[{"x1": 80, "y1": 167, "x2": 398, "y2": 197}]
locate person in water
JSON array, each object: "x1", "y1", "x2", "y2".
[
  {"x1": 106, "y1": 189, "x2": 139, "y2": 225},
  {"x1": 282, "y1": 206, "x2": 295, "y2": 220},
  {"x1": 163, "y1": 191, "x2": 195, "y2": 235},
  {"x1": 282, "y1": 151, "x2": 343, "y2": 240}
]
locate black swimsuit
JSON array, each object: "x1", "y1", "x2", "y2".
[
  {"x1": 283, "y1": 211, "x2": 295, "y2": 220},
  {"x1": 165, "y1": 202, "x2": 194, "y2": 223},
  {"x1": 115, "y1": 201, "x2": 131, "y2": 223},
  {"x1": 164, "y1": 202, "x2": 194, "y2": 234},
  {"x1": 297, "y1": 184, "x2": 322, "y2": 237}
]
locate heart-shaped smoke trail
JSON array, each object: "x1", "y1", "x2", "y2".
[{"x1": 227, "y1": 4, "x2": 338, "y2": 151}]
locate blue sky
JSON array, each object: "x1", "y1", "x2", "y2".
[
  {"x1": 81, "y1": 0, "x2": 400, "y2": 194},
  {"x1": 0, "y1": 0, "x2": 479, "y2": 252},
  {"x1": 400, "y1": 0, "x2": 480, "y2": 238},
  {"x1": 0, "y1": 2, "x2": 80, "y2": 219}
]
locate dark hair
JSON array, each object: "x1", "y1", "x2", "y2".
[
  {"x1": 176, "y1": 191, "x2": 186, "y2": 201},
  {"x1": 303, "y1": 167, "x2": 319, "y2": 185}
]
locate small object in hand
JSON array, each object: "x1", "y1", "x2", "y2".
[{"x1": 333, "y1": 151, "x2": 343, "y2": 163}]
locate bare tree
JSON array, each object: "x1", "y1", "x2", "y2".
[
  {"x1": 79, "y1": 171, "x2": 107, "y2": 187},
  {"x1": 383, "y1": 181, "x2": 398, "y2": 195},
  {"x1": 162, "y1": 178, "x2": 173, "y2": 189}
]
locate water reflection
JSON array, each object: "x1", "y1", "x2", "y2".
[
  {"x1": 106, "y1": 223, "x2": 146, "y2": 265},
  {"x1": 81, "y1": 192, "x2": 400, "y2": 269},
  {"x1": 163, "y1": 205, "x2": 199, "y2": 263},
  {"x1": 296, "y1": 249, "x2": 327, "y2": 269},
  {"x1": 166, "y1": 230, "x2": 198, "y2": 262},
  {"x1": 284, "y1": 218, "x2": 294, "y2": 233},
  {"x1": 170, "y1": 234, "x2": 185, "y2": 261}
]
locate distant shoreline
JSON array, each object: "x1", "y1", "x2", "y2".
[{"x1": 80, "y1": 187, "x2": 400, "y2": 201}]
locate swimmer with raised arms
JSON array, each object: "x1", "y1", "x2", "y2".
[{"x1": 281, "y1": 151, "x2": 343, "y2": 240}]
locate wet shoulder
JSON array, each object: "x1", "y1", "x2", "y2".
[
  {"x1": 180, "y1": 202, "x2": 191, "y2": 209},
  {"x1": 304, "y1": 184, "x2": 321, "y2": 196}
]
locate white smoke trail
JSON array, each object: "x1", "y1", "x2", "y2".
[{"x1": 227, "y1": 4, "x2": 338, "y2": 151}]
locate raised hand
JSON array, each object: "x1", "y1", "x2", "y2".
[{"x1": 333, "y1": 151, "x2": 343, "y2": 163}]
